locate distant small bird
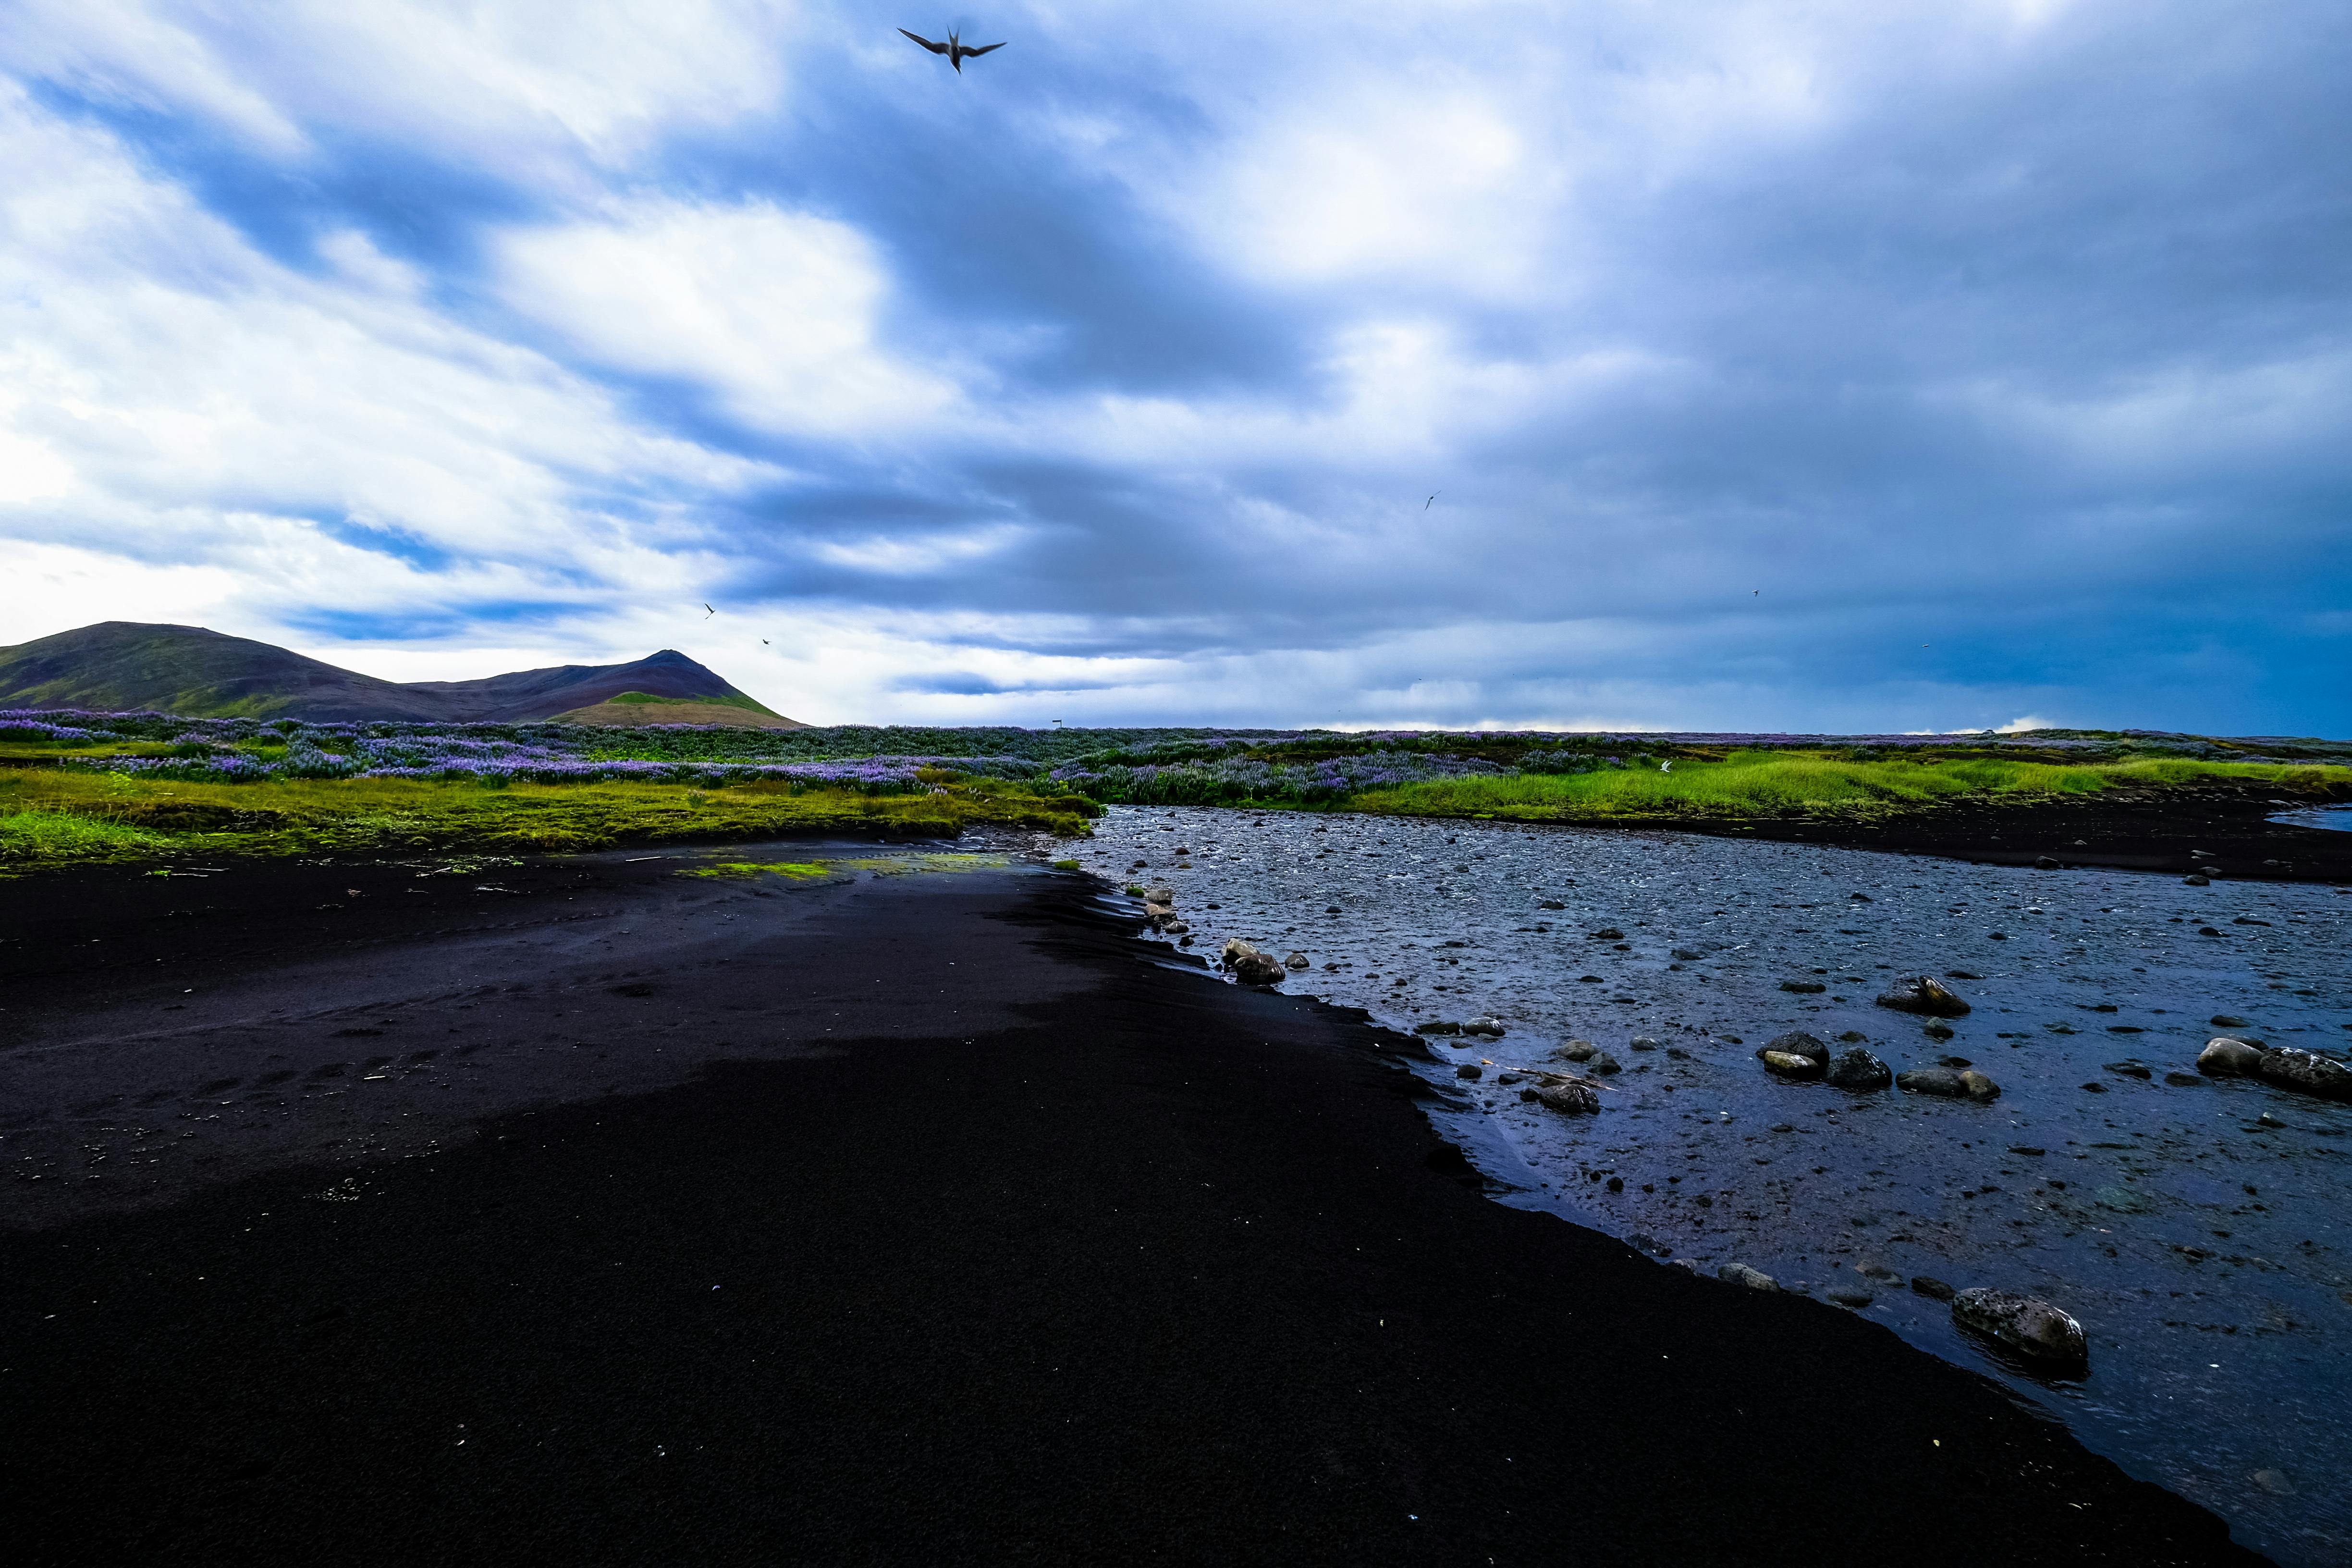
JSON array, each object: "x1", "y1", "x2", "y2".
[
  {"x1": 1425, "y1": 493, "x2": 1438, "y2": 509},
  {"x1": 899, "y1": 26, "x2": 1004, "y2": 72},
  {"x1": 761, "y1": 638, "x2": 770, "y2": 645},
  {"x1": 703, "y1": 603, "x2": 715, "y2": 617}
]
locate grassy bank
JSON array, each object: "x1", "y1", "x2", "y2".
[
  {"x1": 0, "y1": 770, "x2": 1094, "y2": 877},
  {"x1": 1346, "y1": 753, "x2": 2340, "y2": 823}
]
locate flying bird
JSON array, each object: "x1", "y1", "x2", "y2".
[
  {"x1": 703, "y1": 603, "x2": 715, "y2": 617},
  {"x1": 761, "y1": 638, "x2": 770, "y2": 645},
  {"x1": 899, "y1": 26, "x2": 1005, "y2": 72},
  {"x1": 1424, "y1": 493, "x2": 1438, "y2": 509}
]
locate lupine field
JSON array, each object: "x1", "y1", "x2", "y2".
[{"x1": 1, "y1": 707, "x2": 2345, "y2": 874}]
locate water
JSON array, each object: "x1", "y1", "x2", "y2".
[
  {"x1": 1076, "y1": 806, "x2": 2352, "y2": 1564},
  {"x1": 2271, "y1": 806, "x2": 2352, "y2": 834}
]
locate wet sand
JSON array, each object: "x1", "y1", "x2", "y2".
[{"x1": 0, "y1": 844, "x2": 2263, "y2": 1565}]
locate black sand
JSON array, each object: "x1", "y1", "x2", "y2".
[{"x1": 0, "y1": 850, "x2": 2266, "y2": 1564}]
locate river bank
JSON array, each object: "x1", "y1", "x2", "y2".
[
  {"x1": 0, "y1": 844, "x2": 2254, "y2": 1565},
  {"x1": 1076, "y1": 805, "x2": 2350, "y2": 1563}
]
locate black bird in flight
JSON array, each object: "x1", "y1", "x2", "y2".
[
  {"x1": 1424, "y1": 492, "x2": 1438, "y2": 509},
  {"x1": 899, "y1": 26, "x2": 1004, "y2": 72},
  {"x1": 703, "y1": 603, "x2": 715, "y2": 617}
]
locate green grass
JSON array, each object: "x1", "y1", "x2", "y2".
[
  {"x1": 0, "y1": 770, "x2": 1094, "y2": 878},
  {"x1": 688, "y1": 860, "x2": 835, "y2": 879},
  {"x1": 1347, "y1": 752, "x2": 2334, "y2": 823}
]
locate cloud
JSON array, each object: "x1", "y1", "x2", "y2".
[{"x1": 1, "y1": 0, "x2": 2348, "y2": 736}]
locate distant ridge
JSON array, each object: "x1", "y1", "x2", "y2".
[{"x1": 0, "y1": 623, "x2": 804, "y2": 725}]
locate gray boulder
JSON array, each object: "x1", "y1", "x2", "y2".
[
  {"x1": 2255, "y1": 1047, "x2": 2352, "y2": 1101},
  {"x1": 1219, "y1": 940, "x2": 1286, "y2": 986},
  {"x1": 1554, "y1": 1040, "x2": 1596, "y2": 1062},
  {"x1": 1456, "y1": 1064, "x2": 1482, "y2": 1081},
  {"x1": 1464, "y1": 1016, "x2": 1508, "y2": 1038},
  {"x1": 1876, "y1": 975, "x2": 1971, "y2": 1017},
  {"x1": 2197, "y1": 1037, "x2": 2267, "y2": 1077},
  {"x1": 1959, "y1": 1070, "x2": 2001, "y2": 1103},
  {"x1": 1896, "y1": 1066, "x2": 1970, "y2": 1098},
  {"x1": 1284, "y1": 950, "x2": 1310, "y2": 970},
  {"x1": 1717, "y1": 1263, "x2": 1780, "y2": 1291},
  {"x1": 1522, "y1": 1081, "x2": 1600, "y2": 1115},
  {"x1": 1585, "y1": 1051, "x2": 1623, "y2": 1075},
  {"x1": 1760, "y1": 1031, "x2": 1830, "y2": 1064},
  {"x1": 1951, "y1": 1287, "x2": 2088, "y2": 1369},
  {"x1": 1825, "y1": 1048, "x2": 1892, "y2": 1090},
  {"x1": 1760, "y1": 1050, "x2": 1824, "y2": 1079},
  {"x1": 1416, "y1": 1020, "x2": 1463, "y2": 1036}
]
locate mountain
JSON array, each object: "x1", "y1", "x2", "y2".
[{"x1": 0, "y1": 623, "x2": 804, "y2": 726}]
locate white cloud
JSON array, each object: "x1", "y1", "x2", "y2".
[
  {"x1": 494, "y1": 197, "x2": 958, "y2": 437},
  {"x1": 2, "y1": 0, "x2": 801, "y2": 180}
]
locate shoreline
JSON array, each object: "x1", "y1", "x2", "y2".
[{"x1": 0, "y1": 845, "x2": 2263, "y2": 1564}]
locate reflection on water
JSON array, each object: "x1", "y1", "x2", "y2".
[
  {"x1": 2270, "y1": 806, "x2": 2352, "y2": 834},
  {"x1": 1078, "y1": 806, "x2": 2352, "y2": 1565}
]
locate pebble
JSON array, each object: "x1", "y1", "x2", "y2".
[
  {"x1": 1761, "y1": 1050, "x2": 1824, "y2": 1079},
  {"x1": 1585, "y1": 1051, "x2": 1623, "y2": 1076},
  {"x1": 1717, "y1": 1262, "x2": 1780, "y2": 1292},
  {"x1": 1554, "y1": 1040, "x2": 1596, "y2": 1062},
  {"x1": 1524, "y1": 1081, "x2": 1600, "y2": 1115},
  {"x1": 1761, "y1": 1032, "x2": 1830, "y2": 1065},
  {"x1": 1826, "y1": 1286, "x2": 1875, "y2": 1309},
  {"x1": 1896, "y1": 1066, "x2": 1970, "y2": 1098},
  {"x1": 1911, "y1": 1276, "x2": 1957, "y2": 1301},
  {"x1": 1456, "y1": 1064, "x2": 1482, "y2": 1080}
]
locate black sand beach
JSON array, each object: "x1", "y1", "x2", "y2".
[{"x1": 0, "y1": 847, "x2": 2266, "y2": 1564}]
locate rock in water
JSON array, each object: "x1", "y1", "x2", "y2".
[
  {"x1": 1585, "y1": 1051, "x2": 1623, "y2": 1076},
  {"x1": 1456, "y1": 1064, "x2": 1483, "y2": 1080},
  {"x1": 1464, "y1": 1016, "x2": 1507, "y2": 1038},
  {"x1": 1219, "y1": 940, "x2": 1286, "y2": 986},
  {"x1": 1779, "y1": 980, "x2": 1826, "y2": 994},
  {"x1": 1144, "y1": 885, "x2": 1176, "y2": 905},
  {"x1": 1554, "y1": 1040, "x2": 1596, "y2": 1062},
  {"x1": 1760, "y1": 1031, "x2": 1830, "y2": 1064},
  {"x1": 2197, "y1": 1037, "x2": 2267, "y2": 1077},
  {"x1": 2255, "y1": 1047, "x2": 2352, "y2": 1101},
  {"x1": 1951, "y1": 1287, "x2": 2088, "y2": 1370},
  {"x1": 1825, "y1": 1048, "x2": 1893, "y2": 1090},
  {"x1": 1523, "y1": 1081, "x2": 1601, "y2": 1115},
  {"x1": 1283, "y1": 950, "x2": 1310, "y2": 970},
  {"x1": 1760, "y1": 1050, "x2": 1824, "y2": 1079},
  {"x1": 1958, "y1": 1070, "x2": 2001, "y2": 1103},
  {"x1": 1717, "y1": 1263, "x2": 1780, "y2": 1292},
  {"x1": 1896, "y1": 1066, "x2": 1970, "y2": 1098},
  {"x1": 1875, "y1": 976, "x2": 1971, "y2": 1017},
  {"x1": 1911, "y1": 1276, "x2": 1957, "y2": 1301}
]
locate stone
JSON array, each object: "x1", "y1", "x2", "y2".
[
  {"x1": 1219, "y1": 940, "x2": 1286, "y2": 986},
  {"x1": 1464, "y1": 1016, "x2": 1507, "y2": 1038},
  {"x1": 1586, "y1": 1051, "x2": 1623, "y2": 1075},
  {"x1": 2182, "y1": 874, "x2": 2210, "y2": 886},
  {"x1": 1896, "y1": 1066, "x2": 1970, "y2": 1098},
  {"x1": 1161, "y1": 919, "x2": 1190, "y2": 935},
  {"x1": 1589, "y1": 927, "x2": 1625, "y2": 940},
  {"x1": 1937, "y1": 1055, "x2": 1972, "y2": 1069},
  {"x1": 1554, "y1": 1040, "x2": 1597, "y2": 1062},
  {"x1": 1415, "y1": 1020, "x2": 1463, "y2": 1036},
  {"x1": 1671, "y1": 948, "x2": 1702, "y2": 961},
  {"x1": 1760, "y1": 1050, "x2": 1824, "y2": 1079},
  {"x1": 2198, "y1": 1037, "x2": 2267, "y2": 1077},
  {"x1": 2105, "y1": 1062, "x2": 2152, "y2": 1079},
  {"x1": 1145, "y1": 885, "x2": 1176, "y2": 905},
  {"x1": 2254, "y1": 1048, "x2": 2352, "y2": 1101},
  {"x1": 1524, "y1": 1081, "x2": 1601, "y2": 1115},
  {"x1": 1779, "y1": 980, "x2": 1826, "y2": 994},
  {"x1": 1825, "y1": 1286, "x2": 1874, "y2": 1309},
  {"x1": 1762, "y1": 1032, "x2": 1830, "y2": 1064},
  {"x1": 1456, "y1": 1064, "x2": 1482, "y2": 1080},
  {"x1": 1959, "y1": 1070, "x2": 2000, "y2": 1103},
  {"x1": 1537, "y1": 899, "x2": 1566, "y2": 910},
  {"x1": 1825, "y1": 1048, "x2": 1892, "y2": 1090},
  {"x1": 1717, "y1": 1263, "x2": 1780, "y2": 1291},
  {"x1": 1922, "y1": 1022, "x2": 1955, "y2": 1041},
  {"x1": 2250, "y1": 1469, "x2": 2296, "y2": 1496},
  {"x1": 1284, "y1": 950, "x2": 1309, "y2": 970},
  {"x1": 2210, "y1": 1015, "x2": 2250, "y2": 1028},
  {"x1": 1910, "y1": 1276, "x2": 1956, "y2": 1301},
  {"x1": 2034, "y1": 855, "x2": 2061, "y2": 870},
  {"x1": 1629, "y1": 1036, "x2": 1660, "y2": 1052},
  {"x1": 1875, "y1": 976, "x2": 1971, "y2": 1017},
  {"x1": 1857, "y1": 1262, "x2": 1903, "y2": 1282},
  {"x1": 2164, "y1": 1071, "x2": 2205, "y2": 1087},
  {"x1": 1951, "y1": 1287, "x2": 2088, "y2": 1369}
]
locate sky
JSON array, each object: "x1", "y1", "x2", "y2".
[{"x1": 0, "y1": 1, "x2": 2346, "y2": 735}]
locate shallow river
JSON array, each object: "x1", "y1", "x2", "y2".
[{"x1": 1074, "y1": 806, "x2": 2352, "y2": 1565}]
